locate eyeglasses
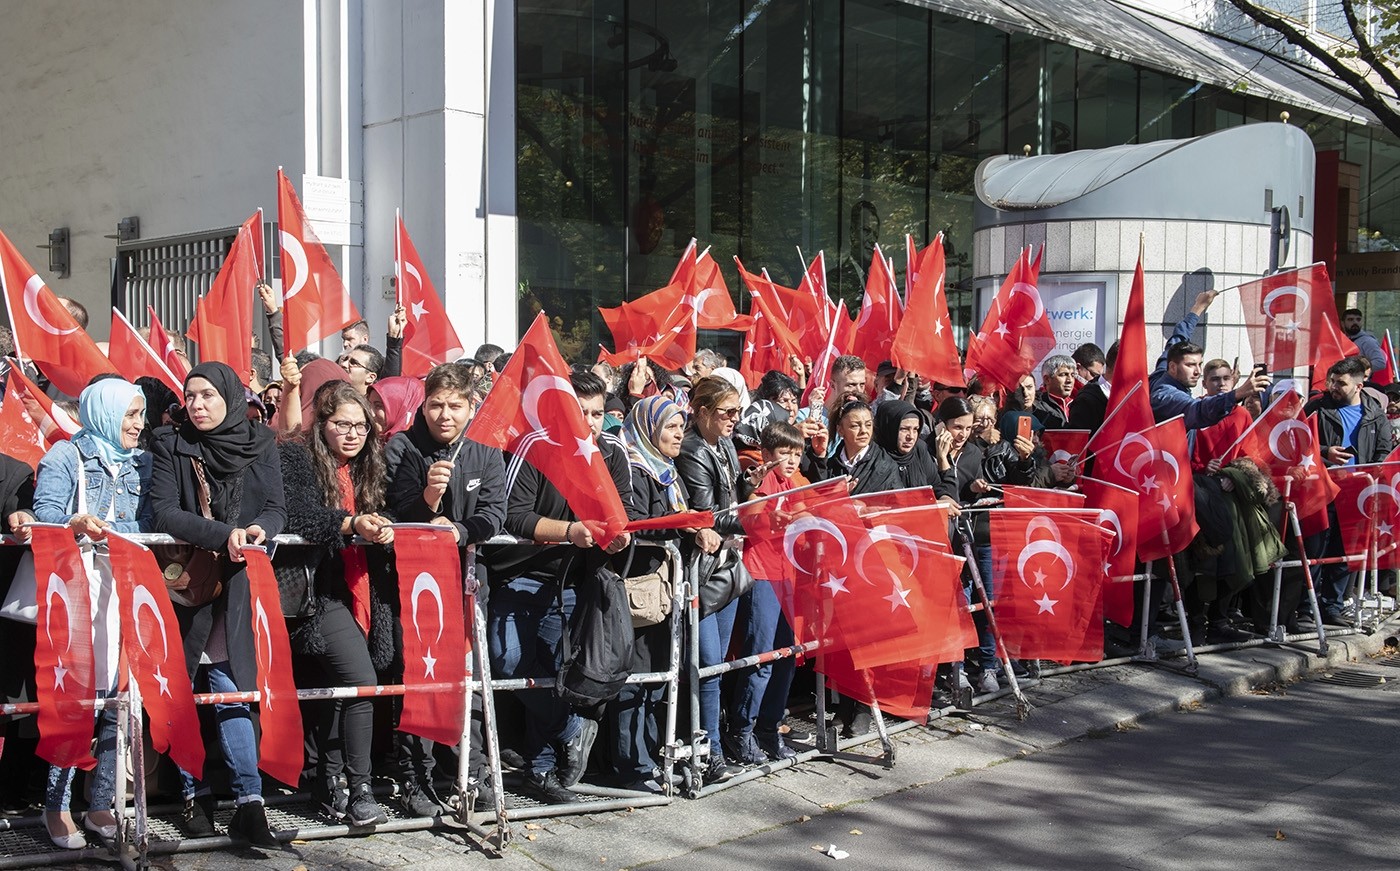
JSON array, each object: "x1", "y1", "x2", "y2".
[
  {"x1": 327, "y1": 419, "x2": 371, "y2": 436},
  {"x1": 340, "y1": 356, "x2": 369, "y2": 371},
  {"x1": 714, "y1": 407, "x2": 742, "y2": 419}
]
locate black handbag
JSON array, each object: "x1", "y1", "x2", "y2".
[{"x1": 690, "y1": 546, "x2": 754, "y2": 619}]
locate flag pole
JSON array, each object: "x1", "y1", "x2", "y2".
[{"x1": 954, "y1": 513, "x2": 1032, "y2": 719}]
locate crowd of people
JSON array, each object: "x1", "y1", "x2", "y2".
[{"x1": 0, "y1": 287, "x2": 1393, "y2": 856}]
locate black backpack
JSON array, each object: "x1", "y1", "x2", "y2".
[{"x1": 557, "y1": 559, "x2": 636, "y2": 707}]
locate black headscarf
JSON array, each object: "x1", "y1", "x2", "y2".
[
  {"x1": 179, "y1": 362, "x2": 275, "y2": 479},
  {"x1": 874, "y1": 400, "x2": 938, "y2": 488}
]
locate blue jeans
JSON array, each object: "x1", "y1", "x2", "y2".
[
  {"x1": 45, "y1": 689, "x2": 118, "y2": 812},
  {"x1": 697, "y1": 597, "x2": 738, "y2": 752},
  {"x1": 729, "y1": 581, "x2": 795, "y2": 736},
  {"x1": 487, "y1": 577, "x2": 582, "y2": 776},
  {"x1": 1307, "y1": 508, "x2": 1351, "y2": 615},
  {"x1": 179, "y1": 661, "x2": 262, "y2": 801},
  {"x1": 609, "y1": 680, "x2": 664, "y2": 783},
  {"x1": 967, "y1": 545, "x2": 1000, "y2": 675}
]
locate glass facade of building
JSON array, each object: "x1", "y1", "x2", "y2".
[{"x1": 516, "y1": 0, "x2": 1399, "y2": 362}]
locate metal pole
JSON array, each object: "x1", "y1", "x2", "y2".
[
  {"x1": 956, "y1": 516, "x2": 1030, "y2": 719},
  {"x1": 1285, "y1": 500, "x2": 1329, "y2": 655},
  {"x1": 1161, "y1": 542, "x2": 1198, "y2": 673},
  {"x1": 1267, "y1": 562, "x2": 1286, "y2": 643},
  {"x1": 686, "y1": 569, "x2": 705, "y2": 797},
  {"x1": 659, "y1": 544, "x2": 684, "y2": 797},
  {"x1": 1139, "y1": 561, "x2": 1154, "y2": 659}
]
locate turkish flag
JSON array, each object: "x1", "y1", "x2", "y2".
[
  {"x1": 802, "y1": 302, "x2": 852, "y2": 407},
  {"x1": 598, "y1": 292, "x2": 696, "y2": 372},
  {"x1": 395, "y1": 214, "x2": 465, "y2": 376},
  {"x1": 1002, "y1": 485, "x2": 1086, "y2": 511},
  {"x1": 1041, "y1": 429, "x2": 1091, "y2": 469},
  {"x1": 990, "y1": 509, "x2": 1108, "y2": 663},
  {"x1": 0, "y1": 370, "x2": 50, "y2": 468},
  {"x1": 109, "y1": 308, "x2": 183, "y2": 396},
  {"x1": 1086, "y1": 256, "x2": 1155, "y2": 459},
  {"x1": 468, "y1": 313, "x2": 630, "y2": 545},
  {"x1": 6, "y1": 364, "x2": 80, "y2": 451},
  {"x1": 797, "y1": 251, "x2": 837, "y2": 334},
  {"x1": 1331, "y1": 463, "x2": 1400, "y2": 568},
  {"x1": 30, "y1": 525, "x2": 96, "y2": 770},
  {"x1": 107, "y1": 533, "x2": 204, "y2": 778},
  {"x1": 277, "y1": 170, "x2": 361, "y2": 356},
  {"x1": 735, "y1": 259, "x2": 807, "y2": 363},
  {"x1": 856, "y1": 501, "x2": 952, "y2": 553},
  {"x1": 147, "y1": 306, "x2": 190, "y2": 383},
  {"x1": 891, "y1": 236, "x2": 964, "y2": 387},
  {"x1": 1078, "y1": 475, "x2": 1140, "y2": 626},
  {"x1": 963, "y1": 247, "x2": 1055, "y2": 394},
  {"x1": 1235, "y1": 390, "x2": 1339, "y2": 527},
  {"x1": 820, "y1": 650, "x2": 940, "y2": 723},
  {"x1": 189, "y1": 212, "x2": 258, "y2": 383},
  {"x1": 737, "y1": 477, "x2": 853, "y2": 646},
  {"x1": 1192, "y1": 406, "x2": 1251, "y2": 472},
  {"x1": 242, "y1": 548, "x2": 305, "y2": 786},
  {"x1": 753, "y1": 266, "x2": 827, "y2": 362},
  {"x1": 669, "y1": 240, "x2": 743, "y2": 330},
  {"x1": 392, "y1": 524, "x2": 467, "y2": 745},
  {"x1": 0, "y1": 230, "x2": 117, "y2": 396},
  {"x1": 1234, "y1": 263, "x2": 1356, "y2": 378},
  {"x1": 850, "y1": 243, "x2": 903, "y2": 371},
  {"x1": 1376, "y1": 330, "x2": 1398, "y2": 387}
]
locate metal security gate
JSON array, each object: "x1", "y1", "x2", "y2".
[{"x1": 111, "y1": 224, "x2": 275, "y2": 363}]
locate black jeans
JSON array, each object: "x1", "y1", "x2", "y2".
[{"x1": 306, "y1": 599, "x2": 377, "y2": 792}]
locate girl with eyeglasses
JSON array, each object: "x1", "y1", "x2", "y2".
[{"x1": 278, "y1": 381, "x2": 395, "y2": 827}]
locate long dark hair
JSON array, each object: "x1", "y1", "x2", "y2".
[{"x1": 307, "y1": 381, "x2": 387, "y2": 512}]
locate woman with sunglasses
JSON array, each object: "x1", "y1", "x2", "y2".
[
  {"x1": 674, "y1": 376, "x2": 747, "y2": 784},
  {"x1": 279, "y1": 381, "x2": 394, "y2": 827}
]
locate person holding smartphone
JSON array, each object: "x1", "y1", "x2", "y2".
[{"x1": 1305, "y1": 356, "x2": 1394, "y2": 624}]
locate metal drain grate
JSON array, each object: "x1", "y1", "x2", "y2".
[
  {"x1": 1371, "y1": 655, "x2": 1400, "y2": 669},
  {"x1": 1318, "y1": 669, "x2": 1386, "y2": 688}
]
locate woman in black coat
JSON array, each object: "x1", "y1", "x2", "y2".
[
  {"x1": 874, "y1": 400, "x2": 938, "y2": 489},
  {"x1": 809, "y1": 398, "x2": 903, "y2": 495},
  {"x1": 149, "y1": 362, "x2": 286, "y2": 846},
  {"x1": 279, "y1": 381, "x2": 394, "y2": 827}
]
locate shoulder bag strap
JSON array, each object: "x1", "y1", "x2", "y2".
[{"x1": 191, "y1": 457, "x2": 215, "y2": 521}]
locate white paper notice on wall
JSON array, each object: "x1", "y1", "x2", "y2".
[{"x1": 303, "y1": 174, "x2": 352, "y2": 246}]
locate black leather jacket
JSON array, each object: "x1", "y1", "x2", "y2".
[{"x1": 674, "y1": 430, "x2": 744, "y2": 537}]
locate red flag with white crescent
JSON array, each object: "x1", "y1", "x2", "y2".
[
  {"x1": 0, "y1": 369, "x2": 49, "y2": 468},
  {"x1": 108, "y1": 533, "x2": 204, "y2": 778},
  {"x1": 1235, "y1": 390, "x2": 1339, "y2": 530},
  {"x1": 189, "y1": 212, "x2": 258, "y2": 383},
  {"x1": 242, "y1": 547, "x2": 305, "y2": 786},
  {"x1": 392, "y1": 524, "x2": 467, "y2": 746},
  {"x1": 0, "y1": 229, "x2": 117, "y2": 396},
  {"x1": 990, "y1": 509, "x2": 1108, "y2": 663},
  {"x1": 469, "y1": 313, "x2": 630, "y2": 545},
  {"x1": 963, "y1": 246, "x2": 1054, "y2": 394},
  {"x1": 891, "y1": 236, "x2": 964, "y2": 387},
  {"x1": 396, "y1": 214, "x2": 465, "y2": 376},
  {"x1": 147, "y1": 306, "x2": 191, "y2": 383},
  {"x1": 30, "y1": 525, "x2": 96, "y2": 770},
  {"x1": 109, "y1": 308, "x2": 183, "y2": 396},
  {"x1": 7, "y1": 364, "x2": 80, "y2": 451},
  {"x1": 1040, "y1": 429, "x2": 1091, "y2": 470},
  {"x1": 277, "y1": 170, "x2": 361, "y2": 356},
  {"x1": 1078, "y1": 475, "x2": 1140, "y2": 627}
]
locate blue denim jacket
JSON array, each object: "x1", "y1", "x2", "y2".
[{"x1": 33, "y1": 431, "x2": 153, "y2": 531}]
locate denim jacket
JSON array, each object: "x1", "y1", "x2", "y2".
[{"x1": 33, "y1": 431, "x2": 153, "y2": 531}]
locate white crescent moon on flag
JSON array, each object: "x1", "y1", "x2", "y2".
[
  {"x1": 279, "y1": 230, "x2": 310, "y2": 300},
  {"x1": 1112, "y1": 431, "x2": 1154, "y2": 480},
  {"x1": 411, "y1": 571, "x2": 445, "y2": 645},
  {"x1": 1128, "y1": 442, "x2": 1180, "y2": 487},
  {"x1": 254, "y1": 601, "x2": 275, "y2": 708},
  {"x1": 852, "y1": 524, "x2": 920, "y2": 584},
  {"x1": 24, "y1": 275, "x2": 78, "y2": 336},
  {"x1": 1010, "y1": 282, "x2": 1045, "y2": 329},
  {"x1": 403, "y1": 260, "x2": 423, "y2": 297},
  {"x1": 131, "y1": 585, "x2": 169, "y2": 661},
  {"x1": 1017, "y1": 539, "x2": 1076, "y2": 591},
  {"x1": 1098, "y1": 509, "x2": 1125, "y2": 557},
  {"x1": 1268, "y1": 419, "x2": 1311, "y2": 464},
  {"x1": 522, "y1": 375, "x2": 576, "y2": 447},
  {"x1": 782, "y1": 516, "x2": 849, "y2": 573},
  {"x1": 1261, "y1": 285, "x2": 1309, "y2": 318},
  {"x1": 1025, "y1": 516, "x2": 1061, "y2": 543},
  {"x1": 43, "y1": 572, "x2": 73, "y2": 652},
  {"x1": 1358, "y1": 483, "x2": 1400, "y2": 516}
]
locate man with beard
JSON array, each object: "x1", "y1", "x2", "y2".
[{"x1": 1342, "y1": 308, "x2": 1386, "y2": 375}]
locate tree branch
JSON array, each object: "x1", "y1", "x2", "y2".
[{"x1": 1228, "y1": 0, "x2": 1400, "y2": 140}]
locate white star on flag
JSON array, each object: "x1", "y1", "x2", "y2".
[
  {"x1": 411, "y1": 300, "x2": 427, "y2": 320},
  {"x1": 262, "y1": 682, "x2": 274, "y2": 710},
  {"x1": 575, "y1": 436, "x2": 600, "y2": 462},
  {"x1": 1032, "y1": 568, "x2": 1047, "y2": 587},
  {"x1": 1299, "y1": 454, "x2": 1316, "y2": 470},
  {"x1": 884, "y1": 583, "x2": 912, "y2": 611},
  {"x1": 53, "y1": 657, "x2": 68, "y2": 691},
  {"x1": 153, "y1": 665, "x2": 171, "y2": 698},
  {"x1": 745, "y1": 341, "x2": 755, "y2": 354},
  {"x1": 822, "y1": 574, "x2": 848, "y2": 595},
  {"x1": 1034, "y1": 594, "x2": 1058, "y2": 614},
  {"x1": 1139, "y1": 474, "x2": 1159, "y2": 493},
  {"x1": 1380, "y1": 521, "x2": 1394, "y2": 539},
  {"x1": 994, "y1": 321, "x2": 1011, "y2": 339},
  {"x1": 933, "y1": 319, "x2": 944, "y2": 336},
  {"x1": 423, "y1": 647, "x2": 438, "y2": 679}
]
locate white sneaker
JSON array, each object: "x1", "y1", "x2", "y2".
[
  {"x1": 956, "y1": 670, "x2": 972, "y2": 691},
  {"x1": 977, "y1": 671, "x2": 1000, "y2": 694},
  {"x1": 1149, "y1": 634, "x2": 1187, "y2": 653}
]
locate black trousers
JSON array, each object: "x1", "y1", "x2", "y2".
[{"x1": 304, "y1": 599, "x2": 377, "y2": 792}]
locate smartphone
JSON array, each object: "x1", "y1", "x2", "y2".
[
  {"x1": 1253, "y1": 363, "x2": 1267, "y2": 378},
  {"x1": 1016, "y1": 414, "x2": 1032, "y2": 442}
]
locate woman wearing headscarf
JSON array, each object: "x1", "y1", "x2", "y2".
[
  {"x1": 32, "y1": 378, "x2": 149, "y2": 848},
  {"x1": 609, "y1": 395, "x2": 687, "y2": 792},
  {"x1": 367, "y1": 376, "x2": 426, "y2": 442},
  {"x1": 808, "y1": 398, "x2": 903, "y2": 496},
  {"x1": 149, "y1": 362, "x2": 287, "y2": 847},
  {"x1": 874, "y1": 400, "x2": 938, "y2": 489}
]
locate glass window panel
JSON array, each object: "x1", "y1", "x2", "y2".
[
  {"x1": 1075, "y1": 54, "x2": 1137, "y2": 148},
  {"x1": 1044, "y1": 42, "x2": 1076, "y2": 153}
]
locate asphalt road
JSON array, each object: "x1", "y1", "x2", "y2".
[{"x1": 644, "y1": 666, "x2": 1400, "y2": 871}]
